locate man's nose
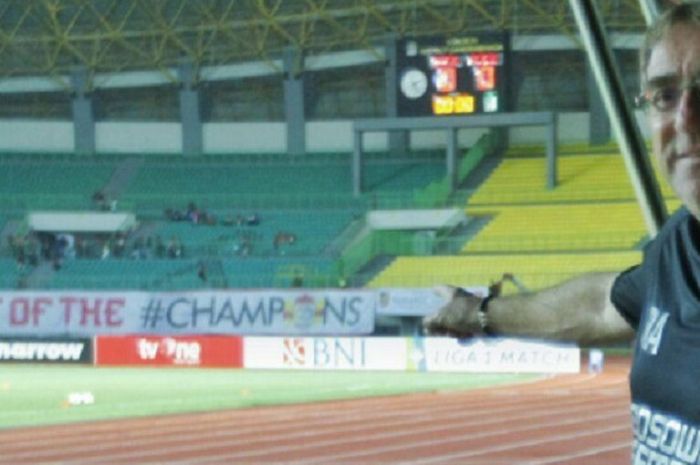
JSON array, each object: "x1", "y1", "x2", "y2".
[{"x1": 675, "y1": 88, "x2": 700, "y2": 132}]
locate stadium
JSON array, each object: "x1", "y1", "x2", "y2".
[{"x1": 0, "y1": 0, "x2": 680, "y2": 464}]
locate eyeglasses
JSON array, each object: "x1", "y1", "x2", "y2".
[{"x1": 635, "y1": 78, "x2": 700, "y2": 113}]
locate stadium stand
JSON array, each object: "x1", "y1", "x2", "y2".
[
  {"x1": 366, "y1": 146, "x2": 681, "y2": 293},
  {"x1": 0, "y1": 149, "x2": 449, "y2": 290},
  {"x1": 0, "y1": 2, "x2": 662, "y2": 297},
  {"x1": 467, "y1": 151, "x2": 675, "y2": 205},
  {"x1": 117, "y1": 151, "x2": 446, "y2": 212},
  {"x1": 463, "y1": 202, "x2": 649, "y2": 252},
  {"x1": 368, "y1": 252, "x2": 643, "y2": 290},
  {"x1": 44, "y1": 258, "x2": 201, "y2": 290},
  {"x1": 0, "y1": 141, "x2": 681, "y2": 293}
]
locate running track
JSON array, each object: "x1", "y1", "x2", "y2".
[{"x1": 0, "y1": 358, "x2": 632, "y2": 465}]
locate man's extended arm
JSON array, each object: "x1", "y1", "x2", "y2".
[{"x1": 423, "y1": 272, "x2": 635, "y2": 346}]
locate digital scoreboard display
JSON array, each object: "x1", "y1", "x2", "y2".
[{"x1": 396, "y1": 34, "x2": 510, "y2": 117}]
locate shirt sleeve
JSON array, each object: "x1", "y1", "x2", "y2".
[{"x1": 610, "y1": 264, "x2": 645, "y2": 330}]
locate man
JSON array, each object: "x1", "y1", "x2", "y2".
[{"x1": 423, "y1": 3, "x2": 700, "y2": 464}]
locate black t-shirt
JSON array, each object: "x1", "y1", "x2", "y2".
[{"x1": 612, "y1": 207, "x2": 700, "y2": 465}]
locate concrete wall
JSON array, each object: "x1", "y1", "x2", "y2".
[{"x1": 0, "y1": 111, "x2": 651, "y2": 155}]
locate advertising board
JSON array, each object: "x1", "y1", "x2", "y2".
[
  {"x1": 417, "y1": 337, "x2": 580, "y2": 374},
  {"x1": 244, "y1": 337, "x2": 408, "y2": 371},
  {"x1": 96, "y1": 335, "x2": 243, "y2": 367},
  {"x1": 0, "y1": 336, "x2": 93, "y2": 364}
]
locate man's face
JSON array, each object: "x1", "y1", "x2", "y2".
[{"x1": 646, "y1": 23, "x2": 700, "y2": 219}]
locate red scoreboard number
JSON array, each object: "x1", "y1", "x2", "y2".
[{"x1": 429, "y1": 52, "x2": 502, "y2": 115}]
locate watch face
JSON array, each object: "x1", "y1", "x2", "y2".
[{"x1": 400, "y1": 68, "x2": 428, "y2": 99}]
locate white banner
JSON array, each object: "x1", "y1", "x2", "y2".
[
  {"x1": 417, "y1": 337, "x2": 580, "y2": 374},
  {"x1": 0, "y1": 290, "x2": 375, "y2": 336},
  {"x1": 244, "y1": 337, "x2": 408, "y2": 370},
  {"x1": 375, "y1": 287, "x2": 488, "y2": 316}
]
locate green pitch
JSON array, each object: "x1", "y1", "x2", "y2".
[{"x1": 0, "y1": 365, "x2": 539, "y2": 429}]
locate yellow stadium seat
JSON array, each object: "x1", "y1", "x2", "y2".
[{"x1": 370, "y1": 147, "x2": 678, "y2": 290}]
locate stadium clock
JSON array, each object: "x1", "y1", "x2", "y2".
[{"x1": 399, "y1": 68, "x2": 429, "y2": 99}]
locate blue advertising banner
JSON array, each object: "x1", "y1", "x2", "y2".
[{"x1": 0, "y1": 290, "x2": 375, "y2": 336}]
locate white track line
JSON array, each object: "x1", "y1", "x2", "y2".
[
  {"x1": 524, "y1": 440, "x2": 631, "y2": 465},
  {"x1": 49, "y1": 397, "x2": 623, "y2": 464},
  {"x1": 405, "y1": 424, "x2": 630, "y2": 465},
  {"x1": 0, "y1": 394, "x2": 503, "y2": 447},
  {"x1": 65, "y1": 403, "x2": 628, "y2": 465},
  {"x1": 269, "y1": 412, "x2": 629, "y2": 465},
  {"x1": 0, "y1": 381, "x2": 555, "y2": 444},
  {"x1": 1, "y1": 386, "x2": 616, "y2": 455},
  {"x1": 0, "y1": 372, "x2": 630, "y2": 465},
  {"x1": 0, "y1": 369, "x2": 621, "y2": 444}
]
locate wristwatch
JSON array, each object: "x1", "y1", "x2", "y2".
[{"x1": 478, "y1": 294, "x2": 495, "y2": 336}]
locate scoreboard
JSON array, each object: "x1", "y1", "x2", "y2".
[{"x1": 396, "y1": 33, "x2": 510, "y2": 117}]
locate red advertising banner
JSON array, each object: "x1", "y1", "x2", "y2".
[{"x1": 96, "y1": 335, "x2": 243, "y2": 367}]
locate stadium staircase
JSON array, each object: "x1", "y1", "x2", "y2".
[
  {"x1": 100, "y1": 157, "x2": 144, "y2": 201},
  {"x1": 23, "y1": 262, "x2": 55, "y2": 289}
]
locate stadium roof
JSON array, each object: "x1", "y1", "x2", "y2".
[{"x1": 0, "y1": 0, "x2": 649, "y2": 84}]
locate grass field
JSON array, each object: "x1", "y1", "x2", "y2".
[{"x1": 0, "y1": 365, "x2": 539, "y2": 429}]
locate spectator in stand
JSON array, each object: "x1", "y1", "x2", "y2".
[
  {"x1": 239, "y1": 236, "x2": 252, "y2": 256},
  {"x1": 154, "y1": 235, "x2": 166, "y2": 258},
  {"x1": 113, "y1": 233, "x2": 126, "y2": 258},
  {"x1": 38, "y1": 233, "x2": 52, "y2": 261},
  {"x1": 11, "y1": 234, "x2": 26, "y2": 272},
  {"x1": 92, "y1": 190, "x2": 108, "y2": 211},
  {"x1": 221, "y1": 214, "x2": 235, "y2": 226},
  {"x1": 165, "y1": 207, "x2": 186, "y2": 222},
  {"x1": 26, "y1": 234, "x2": 40, "y2": 267},
  {"x1": 101, "y1": 240, "x2": 111, "y2": 260},
  {"x1": 167, "y1": 236, "x2": 183, "y2": 258},
  {"x1": 57, "y1": 233, "x2": 75, "y2": 260},
  {"x1": 130, "y1": 237, "x2": 149, "y2": 259},
  {"x1": 53, "y1": 234, "x2": 68, "y2": 265},
  {"x1": 291, "y1": 269, "x2": 305, "y2": 288},
  {"x1": 186, "y1": 202, "x2": 200, "y2": 224},
  {"x1": 246, "y1": 213, "x2": 261, "y2": 226},
  {"x1": 273, "y1": 231, "x2": 297, "y2": 254},
  {"x1": 197, "y1": 262, "x2": 208, "y2": 283},
  {"x1": 202, "y1": 210, "x2": 217, "y2": 225}
]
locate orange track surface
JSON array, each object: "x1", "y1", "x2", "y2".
[{"x1": 0, "y1": 358, "x2": 632, "y2": 465}]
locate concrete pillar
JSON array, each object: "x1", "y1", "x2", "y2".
[
  {"x1": 284, "y1": 47, "x2": 306, "y2": 156},
  {"x1": 587, "y1": 60, "x2": 611, "y2": 145},
  {"x1": 385, "y1": 35, "x2": 409, "y2": 155},
  {"x1": 178, "y1": 61, "x2": 203, "y2": 156},
  {"x1": 70, "y1": 67, "x2": 95, "y2": 155}
]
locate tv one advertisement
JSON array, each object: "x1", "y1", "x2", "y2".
[{"x1": 95, "y1": 335, "x2": 243, "y2": 367}]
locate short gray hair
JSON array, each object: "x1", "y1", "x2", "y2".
[{"x1": 640, "y1": 2, "x2": 700, "y2": 86}]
